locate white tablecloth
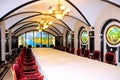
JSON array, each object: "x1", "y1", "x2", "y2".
[{"x1": 32, "y1": 48, "x2": 120, "y2": 80}]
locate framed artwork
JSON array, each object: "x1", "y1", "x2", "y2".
[
  {"x1": 106, "y1": 25, "x2": 120, "y2": 45},
  {"x1": 81, "y1": 30, "x2": 88, "y2": 44}
]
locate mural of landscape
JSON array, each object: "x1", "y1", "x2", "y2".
[{"x1": 18, "y1": 31, "x2": 55, "y2": 48}]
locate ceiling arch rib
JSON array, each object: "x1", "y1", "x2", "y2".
[
  {"x1": 12, "y1": 21, "x2": 62, "y2": 36},
  {"x1": 0, "y1": 0, "x2": 120, "y2": 29},
  {"x1": 8, "y1": 13, "x2": 72, "y2": 34},
  {"x1": 0, "y1": 0, "x2": 91, "y2": 27},
  {"x1": 102, "y1": 0, "x2": 120, "y2": 7},
  {"x1": 12, "y1": 21, "x2": 38, "y2": 32},
  {"x1": 13, "y1": 21, "x2": 38, "y2": 27},
  {"x1": 50, "y1": 25, "x2": 62, "y2": 35},
  {"x1": 5, "y1": 11, "x2": 84, "y2": 31},
  {"x1": 47, "y1": 28, "x2": 60, "y2": 36},
  {"x1": 14, "y1": 25, "x2": 59, "y2": 36},
  {"x1": 0, "y1": 0, "x2": 37, "y2": 21},
  {"x1": 65, "y1": 0, "x2": 91, "y2": 26},
  {"x1": 3, "y1": 11, "x2": 41, "y2": 21},
  {"x1": 5, "y1": 12, "x2": 40, "y2": 29},
  {"x1": 15, "y1": 0, "x2": 90, "y2": 26},
  {"x1": 4, "y1": 11, "x2": 87, "y2": 31},
  {"x1": 11, "y1": 20, "x2": 64, "y2": 35},
  {"x1": 9, "y1": 13, "x2": 41, "y2": 29},
  {"x1": 15, "y1": 26, "x2": 57, "y2": 37},
  {"x1": 4, "y1": 11, "x2": 85, "y2": 23}
]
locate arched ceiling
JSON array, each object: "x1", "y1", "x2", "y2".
[{"x1": 0, "y1": 0, "x2": 119, "y2": 36}]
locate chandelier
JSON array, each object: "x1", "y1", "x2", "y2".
[
  {"x1": 36, "y1": 16, "x2": 52, "y2": 32},
  {"x1": 48, "y1": 0, "x2": 70, "y2": 19}
]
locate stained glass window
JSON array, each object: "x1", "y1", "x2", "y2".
[
  {"x1": 18, "y1": 34, "x2": 25, "y2": 47},
  {"x1": 26, "y1": 31, "x2": 33, "y2": 47},
  {"x1": 18, "y1": 31, "x2": 55, "y2": 48},
  {"x1": 49, "y1": 34, "x2": 55, "y2": 46},
  {"x1": 33, "y1": 31, "x2": 41, "y2": 47},
  {"x1": 106, "y1": 25, "x2": 120, "y2": 45},
  {"x1": 67, "y1": 34, "x2": 71, "y2": 45},
  {"x1": 81, "y1": 30, "x2": 88, "y2": 44},
  {"x1": 42, "y1": 32, "x2": 48, "y2": 47}
]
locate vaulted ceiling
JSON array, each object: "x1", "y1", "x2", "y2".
[{"x1": 0, "y1": 0, "x2": 119, "y2": 36}]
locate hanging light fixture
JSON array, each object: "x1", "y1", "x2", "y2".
[
  {"x1": 48, "y1": 0, "x2": 70, "y2": 19},
  {"x1": 36, "y1": 15, "x2": 53, "y2": 32}
]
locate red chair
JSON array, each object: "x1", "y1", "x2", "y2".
[
  {"x1": 77, "y1": 48, "x2": 82, "y2": 56},
  {"x1": 83, "y1": 50, "x2": 90, "y2": 58},
  {"x1": 12, "y1": 64, "x2": 25, "y2": 80},
  {"x1": 12, "y1": 64, "x2": 43, "y2": 80},
  {"x1": 71, "y1": 48, "x2": 75, "y2": 54},
  {"x1": 68, "y1": 47, "x2": 71, "y2": 53},
  {"x1": 23, "y1": 75, "x2": 44, "y2": 80},
  {"x1": 105, "y1": 52, "x2": 116, "y2": 65},
  {"x1": 15, "y1": 57, "x2": 38, "y2": 74},
  {"x1": 11, "y1": 65, "x2": 17, "y2": 80},
  {"x1": 63, "y1": 46, "x2": 66, "y2": 51},
  {"x1": 92, "y1": 50, "x2": 101, "y2": 61}
]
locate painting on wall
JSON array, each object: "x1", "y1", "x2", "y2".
[
  {"x1": 81, "y1": 30, "x2": 89, "y2": 44},
  {"x1": 33, "y1": 31, "x2": 41, "y2": 47},
  {"x1": 18, "y1": 31, "x2": 55, "y2": 48},
  {"x1": 106, "y1": 25, "x2": 120, "y2": 45}
]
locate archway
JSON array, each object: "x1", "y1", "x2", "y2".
[{"x1": 101, "y1": 19, "x2": 120, "y2": 66}]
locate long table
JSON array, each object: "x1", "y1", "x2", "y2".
[{"x1": 32, "y1": 48, "x2": 120, "y2": 80}]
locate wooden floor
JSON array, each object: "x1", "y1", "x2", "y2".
[
  {"x1": 3, "y1": 68, "x2": 13, "y2": 80},
  {"x1": 32, "y1": 48, "x2": 120, "y2": 80}
]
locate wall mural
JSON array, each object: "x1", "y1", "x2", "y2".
[
  {"x1": 18, "y1": 34, "x2": 25, "y2": 47},
  {"x1": 18, "y1": 31, "x2": 55, "y2": 48},
  {"x1": 67, "y1": 34, "x2": 71, "y2": 45},
  {"x1": 81, "y1": 30, "x2": 88, "y2": 44},
  {"x1": 33, "y1": 31, "x2": 41, "y2": 47},
  {"x1": 26, "y1": 31, "x2": 33, "y2": 47},
  {"x1": 106, "y1": 25, "x2": 120, "y2": 45},
  {"x1": 42, "y1": 32, "x2": 49, "y2": 47}
]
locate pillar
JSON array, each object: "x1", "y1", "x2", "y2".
[
  {"x1": 0, "y1": 21, "x2": 6, "y2": 62},
  {"x1": 9, "y1": 29, "x2": 12, "y2": 55}
]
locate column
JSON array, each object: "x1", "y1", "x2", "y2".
[
  {"x1": 9, "y1": 29, "x2": 12, "y2": 55},
  {"x1": 89, "y1": 27, "x2": 94, "y2": 53},
  {"x1": 0, "y1": 21, "x2": 6, "y2": 62}
]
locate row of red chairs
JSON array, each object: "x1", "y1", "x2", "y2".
[
  {"x1": 54, "y1": 46, "x2": 100, "y2": 60},
  {"x1": 11, "y1": 48, "x2": 44, "y2": 80},
  {"x1": 77, "y1": 48, "x2": 116, "y2": 65},
  {"x1": 54, "y1": 46, "x2": 75, "y2": 54},
  {"x1": 55, "y1": 46, "x2": 116, "y2": 65},
  {"x1": 77, "y1": 49, "x2": 101, "y2": 60}
]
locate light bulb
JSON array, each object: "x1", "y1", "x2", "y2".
[
  {"x1": 36, "y1": 27, "x2": 40, "y2": 29},
  {"x1": 48, "y1": 21, "x2": 53, "y2": 25},
  {"x1": 60, "y1": 5, "x2": 65, "y2": 10}
]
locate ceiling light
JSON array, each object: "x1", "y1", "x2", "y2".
[{"x1": 48, "y1": 0, "x2": 70, "y2": 19}]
